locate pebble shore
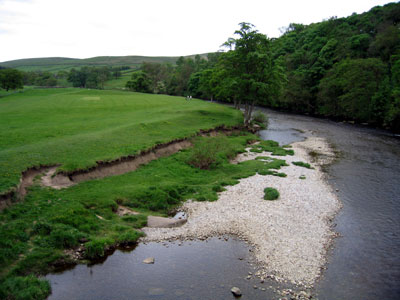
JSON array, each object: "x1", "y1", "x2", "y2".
[{"x1": 142, "y1": 135, "x2": 341, "y2": 286}]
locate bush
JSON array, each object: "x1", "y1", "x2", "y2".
[
  {"x1": 187, "y1": 136, "x2": 236, "y2": 169},
  {"x1": 251, "y1": 111, "x2": 269, "y2": 129},
  {"x1": 264, "y1": 187, "x2": 280, "y2": 200},
  {"x1": 0, "y1": 275, "x2": 51, "y2": 300}
]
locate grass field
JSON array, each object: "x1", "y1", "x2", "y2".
[
  {"x1": 0, "y1": 88, "x2": 242, "y2": 195},
  {"x1": 104, "y1": 69, "x2": 135, "y2": 89}
]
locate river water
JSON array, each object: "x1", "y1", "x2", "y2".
[
  {"x1": 259, "y1": 108, "x2": 400, "y2": 300},
  {"x1": 46, "y1": 109, "x2": 400, "y2": 299}
]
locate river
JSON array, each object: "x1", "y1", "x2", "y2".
[{"x1": 46, "y1": 108, "x2": 400, "y2": 299}]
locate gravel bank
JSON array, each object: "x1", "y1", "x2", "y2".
[{"x1": 142, "y1": 135, "x2": 341, "y2": 286}]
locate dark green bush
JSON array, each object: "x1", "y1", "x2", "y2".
[
  {"x1": 0, "y1": 275, "x2": 51, "y2": 300},
  {"x1": 187, "y1": 136, "x2": 236, "y2": 169},
  {"x1": 264, "y1": 187, "x2": 280, "y2": 200}
]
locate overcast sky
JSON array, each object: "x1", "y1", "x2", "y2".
[{"x1": 0, "y1": 0, "x2": 394, "y2": 62}]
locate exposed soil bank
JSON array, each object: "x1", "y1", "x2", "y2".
[
  {"x1": 0, "y1": 165, "x2": 54, "y2": 210},
  {"x1": 0, "y1": 126, "x2": 243, "y2": 210},
  {"x1": 142, "y1": 134, "x2": 341, "y2": 287}
]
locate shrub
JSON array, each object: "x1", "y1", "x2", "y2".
[
  {"x1": 0, "y1": 275, "x2": 51, "y2": 300},
  {"x1": 252, "y1": 111, "x2": 269, "y2": 129},
  {"x1": 264, "y1": 187, "x2": 280, "y2": 200},
  {"x1": 187, "y1": 136, "x2": 236, "y2": 170}
]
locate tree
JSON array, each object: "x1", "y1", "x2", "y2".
[
  {"x1": 318, "y1": 58, "x2": 387, "y2": 123},
  {"x1": 221, "y1": 22, "x2": 283, "y2": 125},
  {"x1": 0, "y1": 69, "x2": 24, "y2": 91},
  {"x1": 126, "y1": 71, "x2": 152, "y2": 93}
]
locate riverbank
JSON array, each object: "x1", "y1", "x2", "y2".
[{"x1": 143, "y1": 134, "x2": 341, "y2": 287}]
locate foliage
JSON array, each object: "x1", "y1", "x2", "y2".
[
  {"x1": 271, "y1": 2, "x2": 400, "y2": 132},
  {"x1": 264, "y1": 187, "x2": 280, "y2": 200},
  {"x1": 67, "y1": 66, "x2": 111, "y2": 89},
  {"x1": 220, "y1": 22, "x2": 285, "y2": 124},
  {"x1": 125, "y1": 71, "x2": 152, "y2": 93},
  {"x1": 0, "y1": 69, "x2": 24, "y2": 91},
  {"x1": 0, "y1": 275, "x2": 51, "y2": 300},
  {"x1": 187, "y1": 136, "x2": 237, "y2": 169},
  {"x1": 251, "y1": 111, "x2": 269, "y2": 129}
]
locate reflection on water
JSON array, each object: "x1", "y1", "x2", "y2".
[{"x1": 47, "y1": 237, "x2": 286, "y2": 300}]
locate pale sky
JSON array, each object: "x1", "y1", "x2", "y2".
[{"x1": 0, "y1": 0, "x2": 395, "y2": 62}]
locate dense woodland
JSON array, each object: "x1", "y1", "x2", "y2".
[
  {"x1": 126, "y1": 2, "x2": 400, "y2": 131},
  {"x1": 1, "y1": 2, "x2": 399, "y2": 131}
]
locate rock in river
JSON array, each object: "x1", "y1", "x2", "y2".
[
  {"x1": 143, "y1": 257, "x2": 155, "y2": 264},
  {"x1": 231, "y1": 286, "x2": 242, "y2": 297}
]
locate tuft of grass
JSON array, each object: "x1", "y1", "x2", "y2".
[
  {"x1": 250, "y1": 140, "x2": 294, "y2": 156},
  {"x1": 264, "y1": 187, "x2": 280, "y2": 200},
  {"x1": 299, "y1": 175, "x2": 306, "y2": 180},
  {"x1": 0, "y1": 275, "x2": 51, "y2": 300},
  {"x1": 292, "y1": 161, "x2": 313, "y2": 169},
  {"x1": 251, "y1": 111, "x2": 269, "y2": 129}
]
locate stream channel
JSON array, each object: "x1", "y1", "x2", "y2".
[{"x1": 46, "y1": 109, "x2": 400, "y2": 299}]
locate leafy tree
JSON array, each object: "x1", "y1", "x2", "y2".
[
  {"x1": 318, "y1": 58, "x2": 387, "y2": 123},
  {"x1": 126, "y1": 71, "x2": 152, "y2": 93},
  {"x1": 221, "y1": 22, "x2": 283, "y2": 125},
  {"x1": 0, "y1": 69, "x2": 24, "y2": 91}
]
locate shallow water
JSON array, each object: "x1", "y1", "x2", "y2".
[{"x1": 47, "y1": 237, "x2": 285, "y2": 300}]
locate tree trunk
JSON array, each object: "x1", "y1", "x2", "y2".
[{"x1": 244, "y1": 101, "x2": 255, "y2": 126}]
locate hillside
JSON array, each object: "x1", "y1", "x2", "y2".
[{"x1": 0, "y1": 54, "x2": 209, "y2": 72}]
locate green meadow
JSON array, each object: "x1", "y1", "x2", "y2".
[{"x1": 0, "y1": 88, "x2": 242, "y2": 194}]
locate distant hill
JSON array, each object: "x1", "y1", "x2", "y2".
[{"x1": 0, "y1": 54, "x2": 209, "y2": 72}]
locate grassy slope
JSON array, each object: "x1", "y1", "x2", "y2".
[
  {"x1": 0, "y1": 88, "x2": 242, "y2": 194},
  {"x1": 104, "y1": 69, "x2": 135, "y2": 89},
  {"x1": 0, "y1": 54, "x2": 209, "y2": 72}
]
